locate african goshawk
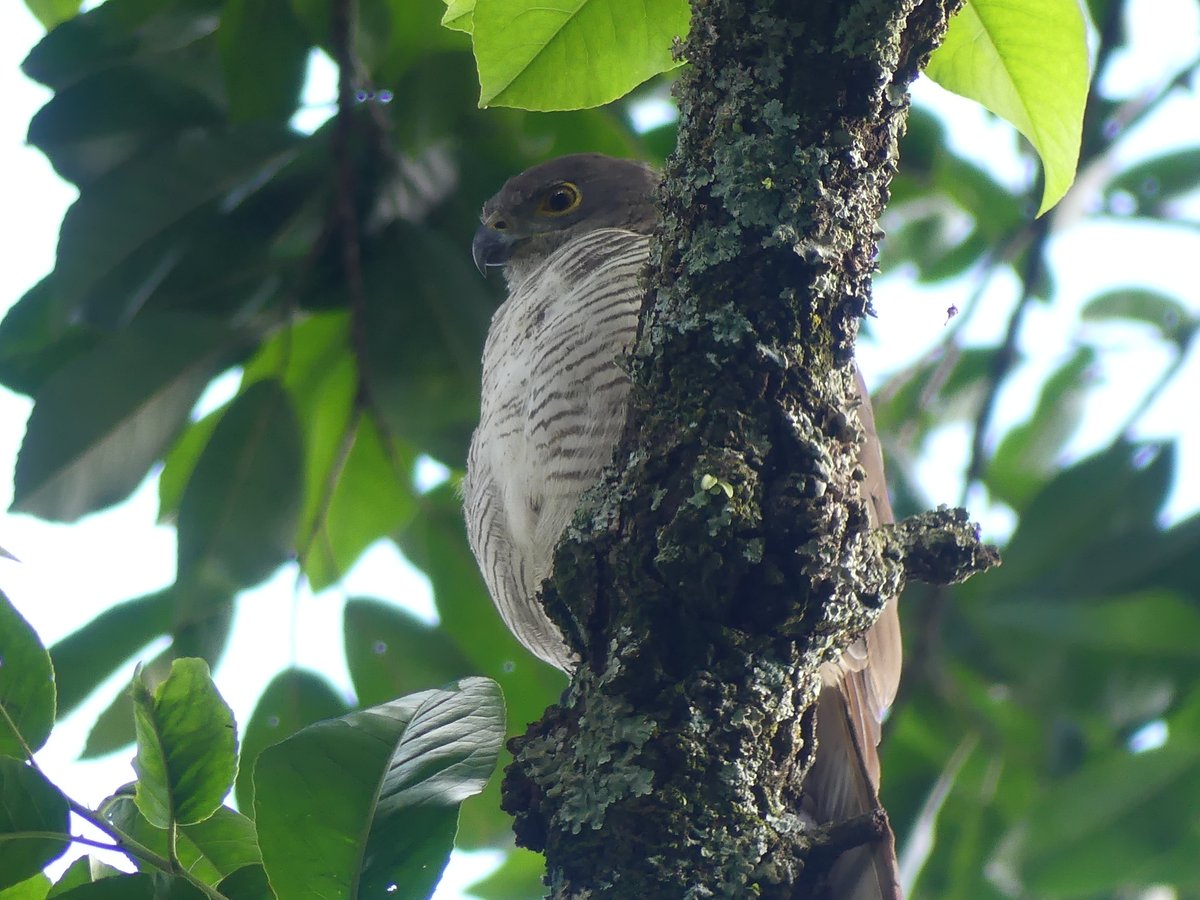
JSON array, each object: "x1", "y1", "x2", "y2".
[{"x1": 464, "y1": 153, "x2": 902, "y2": 900}]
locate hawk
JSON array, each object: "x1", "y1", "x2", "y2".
[{"x1": 464, "y1": 153, "x2": 903, "y2": 900}]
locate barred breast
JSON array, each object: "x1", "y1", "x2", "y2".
[{"x1": 463, "y1": 228, "x2": 651, "y2": 671}]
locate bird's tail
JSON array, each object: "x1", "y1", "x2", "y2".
[{"x1": 806, "y1": 684, "x2": 902, "y2": 900}]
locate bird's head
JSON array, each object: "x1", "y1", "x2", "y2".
[{"x1": 472, "y1": 153, "x2": 658, "y2": 286}]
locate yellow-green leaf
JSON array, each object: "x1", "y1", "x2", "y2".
[
  {"x1": 925, "y1": 0, "x2": 1089, "y2": 214},
  {"x1": 472, "y1": 0, "x2": 690, "y2": 110}
]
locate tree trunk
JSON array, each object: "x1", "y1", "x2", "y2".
[{"x1": 503, "y1": 1, "x2": 994, "y2": 895}]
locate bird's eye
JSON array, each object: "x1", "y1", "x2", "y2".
[
  {"x1": 492, "y1": 219, "x2": 508, "y2": 230},
  {"x1": 538, "y1": 182, "x2": 582, "y2": 215}
]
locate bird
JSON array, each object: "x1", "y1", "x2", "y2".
[{"x1": 463, "y1": 153, "x2": 903, "y2": 900}]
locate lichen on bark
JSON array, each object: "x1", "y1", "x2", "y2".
[{"x1": 503, "y1": 1, "x2": 995, "y2": 896}]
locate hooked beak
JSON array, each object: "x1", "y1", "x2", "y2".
[{"x1": 472, "y1": 224, "x2": 516, "y2": 276}]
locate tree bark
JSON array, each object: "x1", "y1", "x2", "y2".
[{"x1": 503, "y1": 1, "x2": 995, "y2": 896}]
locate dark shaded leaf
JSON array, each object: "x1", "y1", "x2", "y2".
[
  {"x1": 0, "y1": 590, "x2": 56, "y2": 756},
  {"x1": 984, "y1": 440, "x2": 1173, "y2": 591},
  {"x1": 218, "y1": 0, "x2": 309, "y2": 123},
  {"x1": 50, "y1": 874, "x2": 205, "y2": 899},
  {"x1": 52, "y1": 127, "x2": 299, "y2": 312},
  {"x1": 0, "y1": 277, "x2": 99, "y2": 397},
  {"x1": 1108, "y1": 148, "x2": 1200, "y2": 214},
  {"x1": 50, "y1": 589, "x2": 174, "y2": 719},
  {"x1": 0, "y1": 758, "x2": 69, "y2": 890},
  {"x1": 986, "y1": 346, "x2": 1095, "y2": 510},
  {"x1": 1081, "y1": 288, "x2": 1194, "y2": 344},
  {"x1": 344, "y1": 598, "x2": 474, "y2": 707},
  {"x1": 214, "y1": 866, "x2": 272, "y2": 900},
  {"x1": 27, "y1": 66, "x2": 223, "y2": 186},
  {"x1": 131, "y1": 658, "x2": 237, "y2": 828},
  {"x1": 157, "y1": 405, "x2": 226, "y2": 525},
  {"x1": 234, "y1": 668, "x2": 349, "y2": 814},
  {"x1": 12, "y1": 312, "x2": 236, "y2": 521},
  {"x1": 255, "y1": 678, "x2": 504, "y2": 899},
  {"x1": 177, "y1": 379, "x2": 303, "y2": 590}
]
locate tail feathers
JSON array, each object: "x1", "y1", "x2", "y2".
[{"x1": 807, "y1": 685, "x2": 902, "y2": 900}]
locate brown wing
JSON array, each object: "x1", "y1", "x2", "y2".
[{"x1": 807, "y1": 366, "x2": 903, "y2": 900}]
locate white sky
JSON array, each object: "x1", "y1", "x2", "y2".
[{"x1": 1, "y1": 0, "x2": 1198, "y2": 896}]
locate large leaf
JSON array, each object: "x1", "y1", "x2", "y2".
[
  {"x1": 343, "y1": 598, "x2": 475, "y2": 708},
  {"x1": 471, "y1": 0, "x2": 690, "y2": 110},
  {"x1": 103, "y1": 793, "x2": 260, "y2": 884},
  {"x1": 11, "y1": 312, "x2": 236, "y2": 521},
  {"x1": 51, "y1": 127, "x2": 300, "y2": 311},
  {"x1": 217, "y1": 0, "x2": 310, "y2": 123},
  {"x1": 50, "y1": 589, "x2": 174, "y2": 719},
  {"x1": 0, "y1": 277, "x2": 100, "y2": 397},
  {"x1": 254, "y1": 677, "x2": 504, "y2": 899},
  {"x1": 27, "y1": 66, "x2": 223, "y2": 187},
  {"x1": 214, "y1": 866, "x2": 272, "y2": 900},
  {"x1": 0, "y1": 590, "x2": 56, "y2": 757},
  {"x1": 131, "y1": 658, "x2": 237, "y2": 828},
  {"x1": 234, "y1": 668, "x2": 349, "y2": 814},
  {"x1": 176, "y1": 379, "x2": 303, "y2": 591},
  {"x1": 925, "y1": 0, "x2": 1089, "y2": 214},
  {"x1": 0, "y1": 758, "x2": 69, "y2": 890}
]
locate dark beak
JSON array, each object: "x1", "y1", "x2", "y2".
[{"x1": 472, "y1": 225, "x2": 515, "y2": 276}]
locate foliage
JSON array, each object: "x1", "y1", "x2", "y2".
[
  {"x1": 0, "y1": 584, "x2": 504, "y2": 899},
  {"x1": 2, "y1": 0, "x2": 1199, "y2": 897}
]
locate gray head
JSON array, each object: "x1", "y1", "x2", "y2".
[{"x1": 472, "y1": 153, "x2": 658, "y2": 286}]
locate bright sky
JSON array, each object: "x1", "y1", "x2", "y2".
[{"x1": 1, "y1": 1, "x2": 1198, "y2": 897}]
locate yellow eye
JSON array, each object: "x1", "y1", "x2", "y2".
[{"x1": 538, "y1": 182, "x2": 582, "y2": 215}]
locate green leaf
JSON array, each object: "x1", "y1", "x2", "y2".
[
  {"x1": 234, "y1": 668, "x2": 349, "y2": 814},
  {"x1": 48, "y1": 874, "x2": 205, "y2": 899},
  {"x1": 218, "y1": 0, "x2": 310, "y2": 122},
  {"x1": 0, "y1": 872, "x2": 50, "y2": 900},
  {"x1": 0, "y1": 758, "x2": 69, "y2": 890},
  {"x1": 441, "y1": 0, "x2": 474, "y2": 33},
  {"x1": 465, "y1": 847, "x2": 547, "y2": 900},
  {"x1": 0, "y1": 590, "x2": 56, "y2": 756},
  {"x1": 103, "y1": 793, "x2": 261, "y2": 884},
  {"x1": 471, "y1": 0, "x2": 690, "y2": 110},
  {"x1": 300, "y1": 415, "x2": 416, "y2": 592},
  {"x1": 1021, "y1": 694, "x2": 1200, "y2": 895},
  {"x1": 157, "y1": 405, "x2": 225, "y2": 525},
  {"x1": 11, "y1": 312, "x2": 236, "y2": 521},
  {"x1": 131, "y1": 658, "x2": 237, "y2": 828},
  {"x1": 50, "y1": 589, "x2": 174, "y2": 719},
  {"x1": 45, "y1": 857, "x2": 92, "y2": 897},
  {"x1": 977, "y1": 591, "x2": 1200, "y2": 658},
  {"x1": 925, "y1": 0, "x2": 1089, "y2": 214},
  {"x1": 22, "y1": 0, "x2": 81, "y2": 29},
  {"x1": 215, "y1": 866, "x2": 273, "y2": 900},
  {"x1": 81, "y1": 603, "x2": 235, "y2": 760},
  {"x1": 344, "y1": 598, "x2": 474, "y2": 707},
  {"x1": 27, "y1": 67, "x2": 223, "y2": 187},
  {"x1": 986, "y1": 346, "x2": 1095, "y2": 510},
  {"x1": 255, "y1": 677, "x2": 505, "y2": 899},
  {"x1": 51, "y1": 127, "x2": 299, "y2": 311},
  {"x1": 177, "y1": 379, "x2": 303, "y2": 590},
  {"x1": 0, "y1": 276, "x2": 99, "y2": 398},
  {"x1": 1082, "y1": 288, "x2": 1194, "y2": 344},
  {"x1": 1108, "y1": 148, "x2": 1200, "y2": 214}
]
